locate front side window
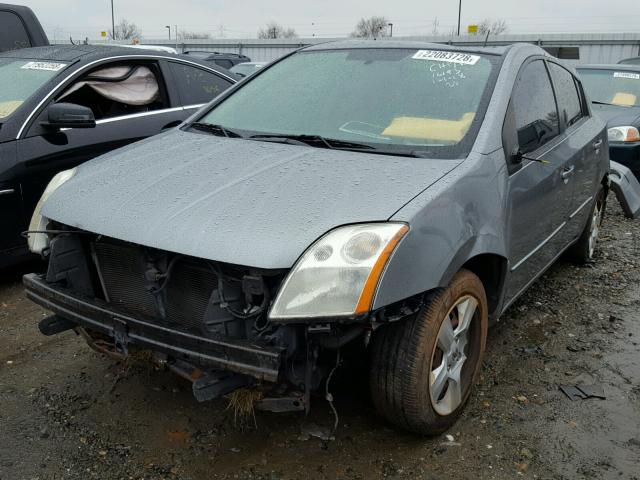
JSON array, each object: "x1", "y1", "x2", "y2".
[
  {"x1": 57, "y1": 62, "x2": 167, "y2": 120},
  {"x1": 511, "y1": 60, "x2": 559, "y2": 153},
  {"x1": 578, "y1": 68, "x2": 640, "y2": 107},
  {"x1": 0, "y1": 59, "x2": 67, "y2": 119},
  {"x1": 548, "y1": 62, "x2": 583, "y2": 127},
  {"x1": 197, "y1": 48, "x2": 499, "y2": 158},
  {"x1": 168, "y1": 62, "x2": 232, "y2": 105}
]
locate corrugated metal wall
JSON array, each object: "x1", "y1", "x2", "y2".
[{"x1": 72, "y1": 33, "x2": 640, "y2": 65}]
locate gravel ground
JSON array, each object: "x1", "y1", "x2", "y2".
[{"x1": 1, "y1": 199, "x2": 639, "y2": 480}]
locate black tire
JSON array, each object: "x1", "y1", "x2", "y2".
[
  {"x1": 369, "y1": 269, "x2": 488, "y2": 435},
  {"x1": 568, "y1": 186, "x2": 606, "y2": 264}
]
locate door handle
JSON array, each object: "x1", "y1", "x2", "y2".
[
  {"x1": 0, "y1": 188, "x2": 15, "y2": 196},
  {"x1": 593, "y1": 140, "x2": 603, "y2": 150},
  {"x1": 561, "y1": 165, "x2": 575, "y2": 182}
]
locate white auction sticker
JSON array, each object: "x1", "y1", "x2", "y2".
[
  {"x1": 613, "y1": 71, "x2": 640, "y2": 80},
  {"x1": 21, "y1": 61, "x2": 67, "y2": 71},
  {"x1": 412, "y1": 50, "x2": 480, "y2": 65}
]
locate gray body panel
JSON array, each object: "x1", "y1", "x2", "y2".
[
  {"x1": 41, "y1": 41, "x2": 610, "y2": 318},
  {"x1": 42, "y1": 129, "x2": 460, "y2": 269}
]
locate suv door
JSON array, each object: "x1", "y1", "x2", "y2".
[
  {"x1": 503, "y1": 59, "x2": 577, "y2": 302},
  {"x1": 15, "y1": 59, "x2": 183, "y2": 237},
  {"x1": 546, "y1": 61, "x2": 607, "y2": 239}
]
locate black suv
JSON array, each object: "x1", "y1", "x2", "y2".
[
  {"x1": 182, "y1": 51, "x2": 250, "y2": 70},
  {"x1": 0, "y1": 3, "x2": 48, "y2": 52}
]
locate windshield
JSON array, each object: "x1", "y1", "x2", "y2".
[
  {"x1": 578, "y1": 68, "x2": 640, "y2": 107},
  {"x1": 198, "y1": 48, "x2": 498, "y2": 157},
  {"x1": 0, "y1": 59, "x2": 67, "y2": 119}
]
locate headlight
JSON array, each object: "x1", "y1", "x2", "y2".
[
  {"x1": 27, "y1": 168, "x2": 76, "y2": 254},
  {"x1": 269, "y1": 223, "x2": 409, "y2": 319},
  {"x1": 607, "y1": 126, "x2": 640, "y2": 143}
]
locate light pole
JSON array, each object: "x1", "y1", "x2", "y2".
[
  {"x1": 457, "y1": 0, "x2": 462, "y2": 35},
  {"x1": 388, "y1": 22, "x2": 393, "y2": 37},
  {"x1": 110, "y1": 0, "x2": 115, "y2": 40},
  {"x1": 165, "y1": 25, "x2": 170, "y2": 39}
]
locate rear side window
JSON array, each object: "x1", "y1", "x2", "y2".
[
  {"x1": 168, "y1": 62, "x2": 232, "y2": 105},
  {"x1": 511, "y1": 60, "x2": 559, "y2": 153},
  {"x1": 0, "y1": 11, "x2": 31, "y2": 52},
  {"x1": 548, "y1": 62, "x2": 583, "y2": 128}
]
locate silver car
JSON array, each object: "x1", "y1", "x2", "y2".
[{"x1": 24, "y1": 41, "x2": 609, "y2": 435}]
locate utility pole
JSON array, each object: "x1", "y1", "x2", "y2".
[
  {"x1": 110, "y1": 0, "x2": 115, "y2": 40},
  {"x1": 388, "y1": 23, "x2": 393, "y2": 37},
  {"x1": 457, "y1": 0, "x2": 462, "y2": 35}
]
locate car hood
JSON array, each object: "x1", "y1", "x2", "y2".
[
  {"x1": 43, "y1": 129, "x2": 462, "y2": 269},
  {"x1": 591, "y1": 103, "x2": 640, "y2": 127}
]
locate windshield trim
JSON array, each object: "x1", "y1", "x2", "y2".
[{"x1": 188, "y1": 47, "x2": 504, "y2": 159}]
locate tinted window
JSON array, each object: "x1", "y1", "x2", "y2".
[
  {"x1": 548, "y1": 63, "x2": 583, "y2": 127},
  {"x1": 199, "y1": 49, "x2": 498, "y2": 159},
  {"x1": 511, "y1": 60, "x2": 559, "y2": 153},
  {"x1": 0, "y1": 11, "x2": 31, "y2": 52},
  {"x1": 169, "y1": 62, "x2": 231, "y2": 105},
  {"x1": 215, "y1": 59, "x2": 233, "y2": 69}
]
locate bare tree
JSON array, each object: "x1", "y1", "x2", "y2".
[
  {"x1": 477, "y1": 19, "x2": 508, "y2": 36},
  {"x1": 178, "y1": 30, "x2": 212, "y2": 40},
  {"x1": 257, "y1": 22, "x2": 298, "y2": 39},
  {"x1": 431, "y1": 17, "x2": 440, "y2": 36},
  {"x1": 109, "y1": 19, "x2": 141, "y2": 41},
  {"x1": 350, "y1": 16, "x2": 390, "y2": 39}
]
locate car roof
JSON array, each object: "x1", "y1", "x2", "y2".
[
  {"x1": 0, "y1": 44, "x2": 238, "y2": 78},
  {"x1": 577, "y1": 63, "x2": 640, "y2": 72},
  {"x1": 301, "y1": 39, "x2": 515, "y2": 56},
  {"x1": 0, "y1": 44, "x2": 204, "y2": 63}
]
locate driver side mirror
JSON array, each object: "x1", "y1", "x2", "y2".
[{"x1": 41, "y1": 103, "x2": 96, "y2": 129}]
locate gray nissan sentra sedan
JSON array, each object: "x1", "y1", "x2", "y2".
[{"x1": 23, "y1": 41, "x2": 609, "y2": 435}]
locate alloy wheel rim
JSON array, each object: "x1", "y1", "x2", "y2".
[
  {"x1": 588, "y1": 200, "x2": 603, "y2": 259},
  {"x1": 429, "y1": 295, "x2": 479, "y2": 416}
]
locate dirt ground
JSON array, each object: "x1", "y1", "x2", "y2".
[{"x1": 1, "y1": 199, "x2": 639, "y2": 480}]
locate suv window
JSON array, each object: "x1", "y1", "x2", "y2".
[
  {"x1": 511, "y1": 60, "x2": 559, "y2": 153},
  {"x1": 168, "y1": 62, "x2": 232, "y2": 105},
  {"x1": 215, "y1": 59, "x2": 233, "y2": 70},
  {"x1": 0, "y1": 11, "x2": 31, "y2": 51},
  {"x1": 548, "y1": 62, "x2": 583, "y2": 128}
]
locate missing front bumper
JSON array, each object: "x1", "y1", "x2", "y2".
[{"x1": 23, "y1": 273, "x2": 283, "y2": 382}]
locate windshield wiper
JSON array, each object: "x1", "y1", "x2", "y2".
[
  {"x1": 591, "y1": 100, "x2": 627, "y2": 107},
  {"x1": 190, "y1": 122, "x2": 244, "y2": 138},
  {"x1": 249, "y1": 133, "x2": 375, "y2": 151}
]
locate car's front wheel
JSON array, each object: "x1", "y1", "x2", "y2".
[{"x1": 369, "y1": 269, "x2": 488, "y2": 435}]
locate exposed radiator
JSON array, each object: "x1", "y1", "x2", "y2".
[{"x1": 91, "y1": 240, "x2": 241, "y2": 337}]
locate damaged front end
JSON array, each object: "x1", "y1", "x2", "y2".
[{"x1": 24, "y1": 226, "x2": 413, "y2": 413}]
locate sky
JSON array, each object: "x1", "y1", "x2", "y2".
[{"x1": 19, "y1": 0, "x2": 640, "y2": 41}]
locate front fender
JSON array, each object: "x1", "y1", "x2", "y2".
[{"x1": 372, "y1": 152, "x2": 508, "y2": 309}]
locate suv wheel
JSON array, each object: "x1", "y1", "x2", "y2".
[{"x1": 369, "y1": 269, "x2": 488, "y2": 435}]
